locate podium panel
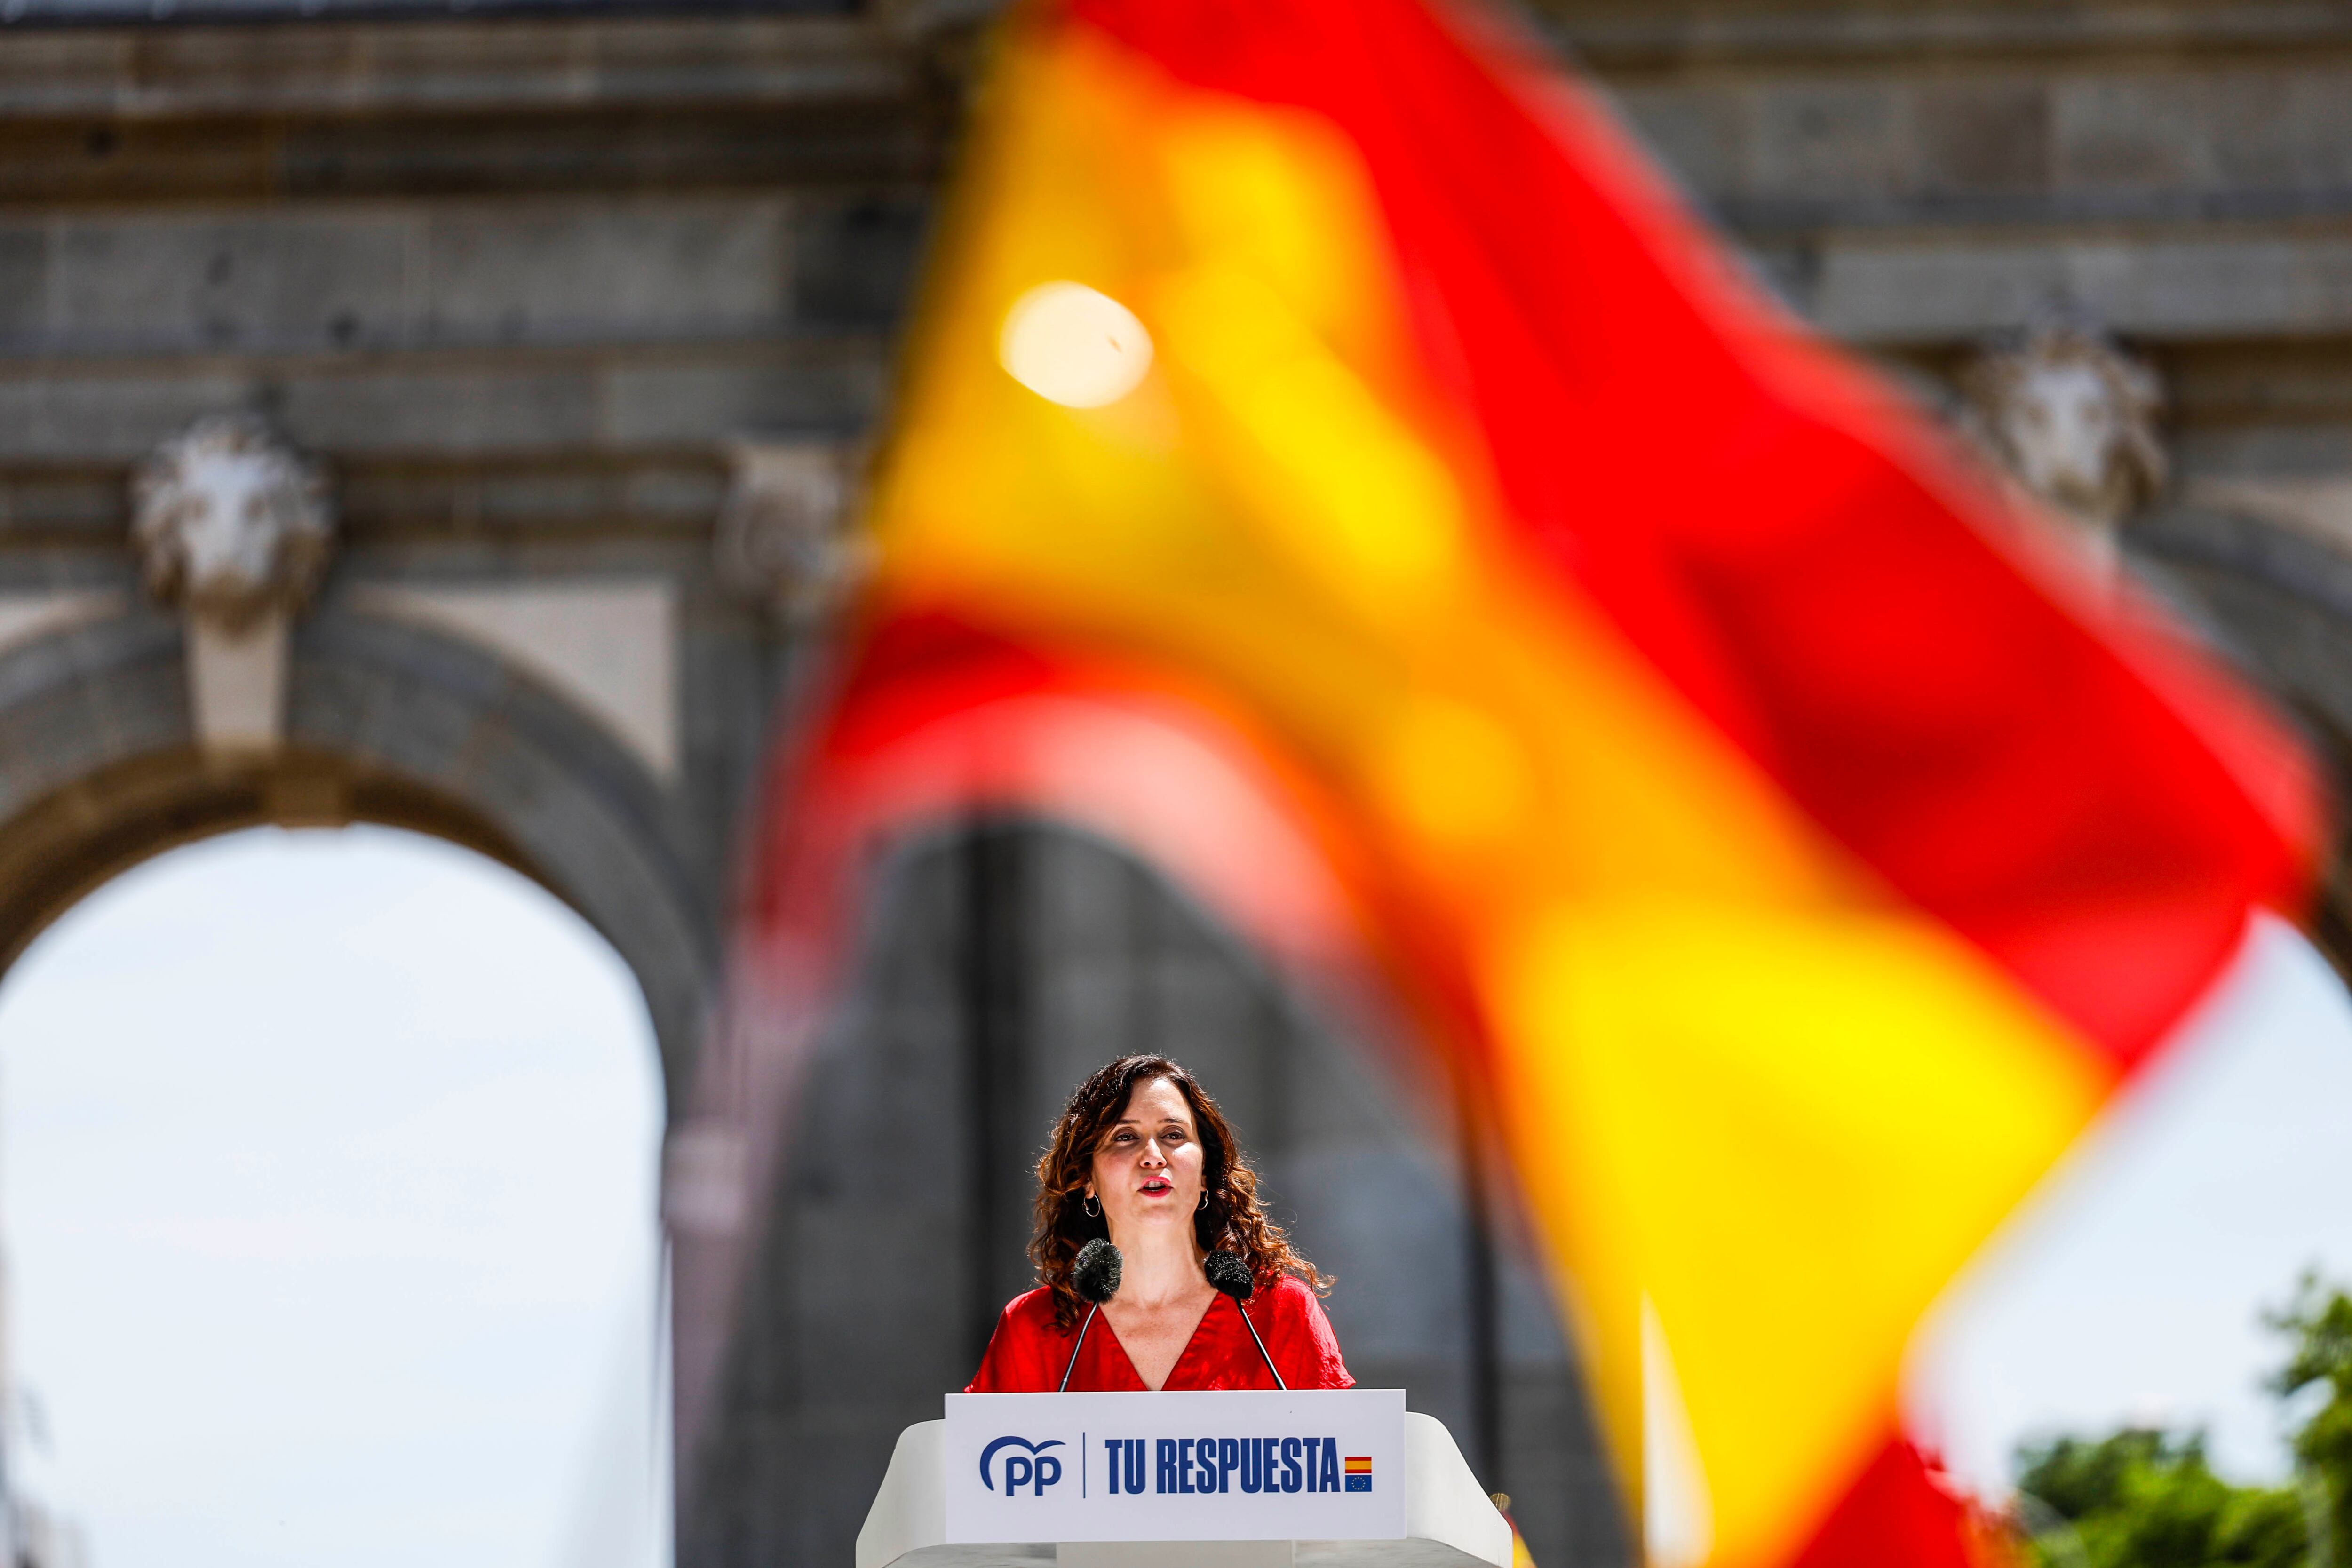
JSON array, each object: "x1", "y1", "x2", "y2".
[
  {"x1": 947, "y1": 1391, "x2": 1406, "y2": 1543},
  {"x1": 857, "y1": 1397, "x2": 1512, "y2": 1568}
]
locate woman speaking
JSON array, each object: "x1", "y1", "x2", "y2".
[{"x1": 967, "y1": 1054, "x2": 1354, "y2": 1392}]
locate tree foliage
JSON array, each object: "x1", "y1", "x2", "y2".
[
  {"x1": 2015, "y1": 1430, "x2": 2306, "y2": 1568},
  {"x1": 2014, "y1": 1274, "x2": 2352, "y2": 1568},
  {"x1": 2269, "y1": 1275, "x2": 2352, "y2": 1559}
]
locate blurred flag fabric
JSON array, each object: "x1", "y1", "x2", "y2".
[{"x1": 733, "y1": 1, "x2": 2322, "y2": 1565}]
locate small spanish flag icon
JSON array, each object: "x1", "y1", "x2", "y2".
[{"x1": 1343, "y1": 1457, "x2": 1372, "y2": 1494}]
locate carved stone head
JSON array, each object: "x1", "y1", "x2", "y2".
[
  {"x1": 132, "y1": 415, "x2": 334, "y2": 633},
  {"x1": 714, "y1": 439, "x2": 867, "y2": 625},
  {"x1": 1960, "y1": 327, "x2": 2167, "y2": 531}
]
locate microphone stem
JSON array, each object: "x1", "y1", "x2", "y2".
[
  {"x1": 1059, "y1": 1302, "x2": 1100, "y2": 1393},
  {"x1": 1233, "y1": 1297, "x2": 1287, "y2": 1391}
]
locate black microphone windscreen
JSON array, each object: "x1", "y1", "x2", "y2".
[
  {"x1": 1204, "y1": 1250, "x2": 1254, "y2": 1301},
  {"x1": 1073, "y1": 1238, "x2": 1122, "y2": 1305}
]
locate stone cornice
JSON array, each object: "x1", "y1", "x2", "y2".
[
  {"x1": 1538, "y1": 2, "x2": 2352, "y2": 71},
  {"x1": 16, "y1": 0, "x2": 2352, "y2": 127},
  {"x1": 0, "y1": 13, "x2": 919, "y2": 120}
]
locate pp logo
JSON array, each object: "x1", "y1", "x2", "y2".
[{"x1": 979, "y1": 1436, "x2": 1066, "y2": 1497}]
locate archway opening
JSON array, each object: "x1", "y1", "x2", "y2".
[{"x1": 0, "y1": 824, "x2": 668, "y2": 1568}]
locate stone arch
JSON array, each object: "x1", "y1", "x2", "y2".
[{"x1": 0, "y1": 597, "x2": 714, "y2": 1110}]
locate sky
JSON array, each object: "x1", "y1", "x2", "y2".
[
  {"x1": 0, "y1": 826, "x2": 667, "y2": 1568},
  {"x1": 0, "y1": 827, "x2": 2343, "y2": 1568},
  {"x1": 1914, "y1": 912, "x2": 2352, "y2": 1496}
]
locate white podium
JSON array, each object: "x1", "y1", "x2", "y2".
[{"x1": 857, "y1": 1392, "x2": 1512, "y2": 1568}]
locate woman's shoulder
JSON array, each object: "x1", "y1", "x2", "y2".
[
  {"x1": 1261, "y1": 1273, "x2": 1328, "y2": 1316},
  {"x1": 966, "y1": 1286, "x2": 1069, "y2": 1394},
  {"x1": 1261, "y1": 1273, "x2": 1341, "y2": 1335},
  {"x1": 1259, "y1": 1272, "x2": 1353, "y2": 1389},
  {"x1": 996, "y1": 1285, "x2": 1062, "y2": 1330}
]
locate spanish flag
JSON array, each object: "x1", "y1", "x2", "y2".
[{"x1": 742, "y1": 1, "x2": 2321, "y2": 1564}]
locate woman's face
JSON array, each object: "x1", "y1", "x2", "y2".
[{"x1": 1086, "y1": 1076, "x2": 1207, "y2": 1245}]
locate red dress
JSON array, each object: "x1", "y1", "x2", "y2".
[{"x1": 965, "y1": 1275, "x2": 1354, "y2": 1392}]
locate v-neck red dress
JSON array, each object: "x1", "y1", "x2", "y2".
[{"x1": 965, "y1": 1276, "x2": 1354, "y2": 1393}]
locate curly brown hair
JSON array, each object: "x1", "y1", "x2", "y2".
[{"x1": 1031, "y1": 1055, "x2": 1329, "y2": 1331}]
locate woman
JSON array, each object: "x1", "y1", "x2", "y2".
[{"x1": 967, "y1": 1054, "x2": 1352, "y2": 1392}]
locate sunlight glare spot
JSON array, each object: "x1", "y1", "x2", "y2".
[{"x1": 998, "y1": 281, "x2": 1154, "y2": 408}]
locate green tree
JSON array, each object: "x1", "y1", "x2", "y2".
[
  {"x1": 2013, "y1": 1274, "x2": 2352, "y2": 1568},
  {"x1": 2015, "y1": 1430, "x2": 2305, "y2": 1568},
  {"x1": 2267, "y1": 1273, "x2": 2352, "y2": 1561}
]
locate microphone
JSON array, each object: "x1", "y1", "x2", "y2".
[
  {"x1": 1205, "y1": 1250, "x2": 1286, "y2": 1390},
  {"x1": 1058, "y1": 1238, "x2": 1122, "y2": 1393}
]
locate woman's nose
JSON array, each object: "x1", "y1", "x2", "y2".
[{"x1": 1139, "y1": 1137, "x2": 1167, "y2": 1164}]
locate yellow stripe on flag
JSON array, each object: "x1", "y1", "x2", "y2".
[{"x1": 1492, "y1": 899, "x2": 2109, "y2": 1568}]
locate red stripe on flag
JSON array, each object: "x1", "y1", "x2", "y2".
[{"x1": 1791, "y1": 1439, "x2": 1990, "y2": 1568}]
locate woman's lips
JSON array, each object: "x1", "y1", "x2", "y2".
[{"x1": 1139, "y1": 1178, "x2": 1172, "y2": 1196}]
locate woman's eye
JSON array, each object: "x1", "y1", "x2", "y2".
[{"x1": 1111, "y1": 1131, "x2": 1136, "y2": 1144}]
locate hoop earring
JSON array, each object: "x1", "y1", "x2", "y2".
[
  {"x1": 1198, "y1": 1191, "x2": 1209, "y2": 1212},
  {"x1": 1082, "y1": 1193, "x2": 1101, "y2": 1218}
]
